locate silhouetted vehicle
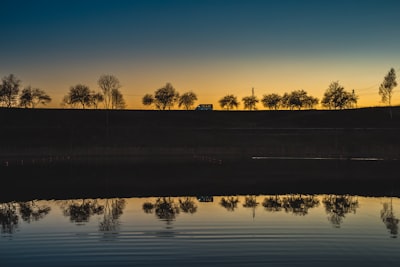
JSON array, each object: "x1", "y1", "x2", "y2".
[
  {"x1": 197, "y1": 196, "x2": 214, "y2": 202},
  {"x1": 195, "y1": 104, "x2": 213, "y2": 111}
]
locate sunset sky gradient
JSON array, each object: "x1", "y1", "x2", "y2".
[{"x1": 1, "y1": 0, "x2": 400, "y2": 109}]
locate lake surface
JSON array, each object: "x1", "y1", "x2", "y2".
[{"x1": 1, "y1": 195, "x2": 400, "y2": 266}]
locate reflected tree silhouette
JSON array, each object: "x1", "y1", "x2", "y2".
[
  {"x1": 18, "y1": 201, "x2": 51, "y2": 223},
  {"x1": 262, "y1": 195, "x2": 283, "y2": 212},
  {"x1": 99, "y1": 199, "x2": 126, "y2": 232},
  {"x1": 380, "y1": 199, "x2": 399, "y2": 238},
  {"x1": 243, "y1": 196, "x2": 259, "y2": 219},
  {"x1": 61, "y1": 199, "x2": 104, "y2": 225},
  {"x1": 220, "y1": 196, "x2": 240, "y2": 212},
  {"x1": 323, "y1": 195, "x2": 359, "y2": 228},
  {"x1": 179, "y1": 197, "x2": 198, "y2": 214},
  {"x1": 154, "y1": 197, "x2": 180, "y2": 225},
  {"x1": 281, "y1": 195, "x2": 320, "y2": 216},
  {"x1": 0, "y1": 202, "x2": 19, "y2": 234},
  {"x1": 142, "y1": 202, "x2": 155, "y2": 214}
]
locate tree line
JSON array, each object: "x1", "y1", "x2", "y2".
[{"x1": 0, "y1": 68, "x2": 397, "y2": 110}]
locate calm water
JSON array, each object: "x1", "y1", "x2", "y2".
[{"x1": 1, "y1": 195, "x2": 400, "y2": 266}]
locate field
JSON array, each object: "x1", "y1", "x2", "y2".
[{"x1": 1, "y1": 107, "x2": 400, "y2": 201}]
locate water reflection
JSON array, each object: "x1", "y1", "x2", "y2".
[
  {"x1": 281, "y1": 195, "x2": 319, "y2": 216},
  {"x1": 143, "y1": 197, "x2": 181, "y2": 226},
  {"x1": 99, "y1": 199, "x2": 126, "y2": 232},
  {"x1": 19, "y1": 201, "x2": 51, "y2": 223},
  {"x1": 262, "y1": 195, "x2": 283, "y2": 212},
  {"x1": 0, "y1": 202, "x2": 19, "y2": 234},
  {"x1": 179, "y1": 197, "x2": 197, "y2": 214},
  {"x1": 322, "y1": 195, "x2": 359, "y2": 228},
  {"x1": 243, "y1": 196, "x2": 259, "y2": 218},
  {"x1": 0, "y1": 201, "x2": 51, "y2": 235},
  {"x1": 220, "y1": 196, "x2": 240, "y2": 211},
  {"x1": 381, "y1": 199, "x2": 399, "y2": 238},
  {"x1": 1, "y1": 195, "x2": 400, "y2": 266},
  {"x1": 261, "y1": 194, "x2": 319, "y2": 215},
  {"x1": 60, "y1": 199, "x2": 104, "y2": 225}
]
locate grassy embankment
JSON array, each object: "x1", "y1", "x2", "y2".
[{"x1": 1, "y1": 107, "x2": 400, "y2": 200}]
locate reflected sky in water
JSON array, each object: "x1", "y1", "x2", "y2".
[{"x1": 1, "y1": 195, "x2": 400, "y2": 266}]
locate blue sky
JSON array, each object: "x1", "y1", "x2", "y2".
[{"x1": 1, "y1": 0, "x2": 399, "y2": 108}]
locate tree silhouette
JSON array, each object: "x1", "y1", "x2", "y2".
[
  {"x1": 322, "y1": 195, "x2": 359, "y2": 228},
  {"x1": 281, "y1": 90, "x2": 318, "y2": 110},
  {"x1": 98, "y1": 74, "x2": 121, "y2": 109},
  {"x1": 18, "y1": 201, "x2": 51, "y2": 223},
  {"x1": 179, "y1": 197, "x2": 198, "y2": 214},
  {"x1": 154, "y1": 83, "x2": 179, "y2": 110},
  {"x1": 379, "y1": 68, "x2": 397, "y2": 107},
  {"x1": 262, "y1": 195, "x2": 283, "y2": 212},
  {"x1": 99, "y1": 199, "x2": 126, "y2": 232},
  {"x1": 321, "y1": 81, "x2": 358, "y2": 110},
  {"x1": 62, "y1": 84, "x2": 92, "y2": 109},
  {"x1": 219, "y1": 94, "x2": 239, "y2": 110},
  {"x1": 220, "y1": 196, "x2": 240, "y2": 211},
  {"x1": 178, "y1": 91, "x2": 198, "y2": 110},
  {"x1": 281, "y1": 195, "x2": 319, "y2": 216},
  {"x1": 261, "y1": 93, "x2": 282, "y2": 110},
  {"x1": 111, "y1": 88, "x2": 126, "y2": 109},
  {"x1": 242, "y1": 95, "x2": 259, "y2": 110},
  {"x1": 19, "y1": 86, "x2": 52, "y2": 108},
  {"x1": 90, "y1": 92, "x2": 104, "y2": 109},
  {"x1": 61, "y1": 199, "x2": 104, "y2": 225},
  {"x1": 0, "y1": 74, "x2": 21, "y2": 108},
  {"x1": 380, "y1": 200, "x2": 399, "y2": 238},
  {"x1": 142, "y1": 94, "x2": 154, "y2": 108},
  {"x1": 0, "y1": 202, "x2": 19, "y2": 234}
]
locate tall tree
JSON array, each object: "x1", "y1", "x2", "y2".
[
  {"x1": 321, "y1": 81, "x2": 357, "y2": 110},
  {"x1": 379, "y1": 68, "x2": 397, "y2": 106},
  {"x1": 19, "y1": 86, "x2": 52, "y2": 108},
  {"x1": 242, "y1": 95, "x2": 259, "y2": 110},
  {"x1": 219, "y1": 94, "x2": 239, "y2": 110},
  {"x1": 178, "y1": 91, "x2": 198, "y2": 110},
  {"x1": 262, "y1": 93, "x2": 282, "y2": 110},
  {"x1": 0, "y1": 74, "x2": 21, "y2": 108},
  {"x1": 62, "y1": 84, "x2": 92, "y2": 109},
  {"x1": 98, "y1": 74, "x2": 121, "y2": 109},
  {"x1": 111, "y1": 88, "x2": 126, "y2": 109},
  {"x1": 154, "y1": 83, "x2": 179, "y2": 110}
]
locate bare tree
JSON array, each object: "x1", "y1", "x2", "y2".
[
  {"x1": 219, "y1": 94, "x2": 239, "y2": 110},
  {"x1": 111, "y1": 88, "x2": 126, "y2": 109},
  {"x1": 0, "y1": 74, "x2": 21, "y2": 107},
  {"x1": 98, "y1": 74, "x2": 121, "y2": 109},
  {"x1": 178, "y1": 91, "x2": 198, "y2": 110},
  {"x1": 242, "y1": 95, "x2": 259, "y2": 110},
  {"x1": 90, "y1": 92, "x2": 104, "y2": 109},
  {"x1": 19, "y1": 86, "x2": 51, "y2": 108},
  {"x1": 262, "y1": 93, "x2": 282, "y2": 110}
]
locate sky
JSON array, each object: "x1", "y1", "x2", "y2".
[{"x1": 1, "y1": 0, "x2": 400, "y2": 109}]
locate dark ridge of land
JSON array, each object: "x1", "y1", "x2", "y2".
[
  {"x1": 1, "y1": 107, "x2": 400, "y2": 160},
  {"x1": 1, "y1": 107, "x2": 400, "y2": 201}
]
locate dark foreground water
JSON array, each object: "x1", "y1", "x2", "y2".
[{"x1": 1, "y1": 195, "x2": 400, "y2": 266}]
